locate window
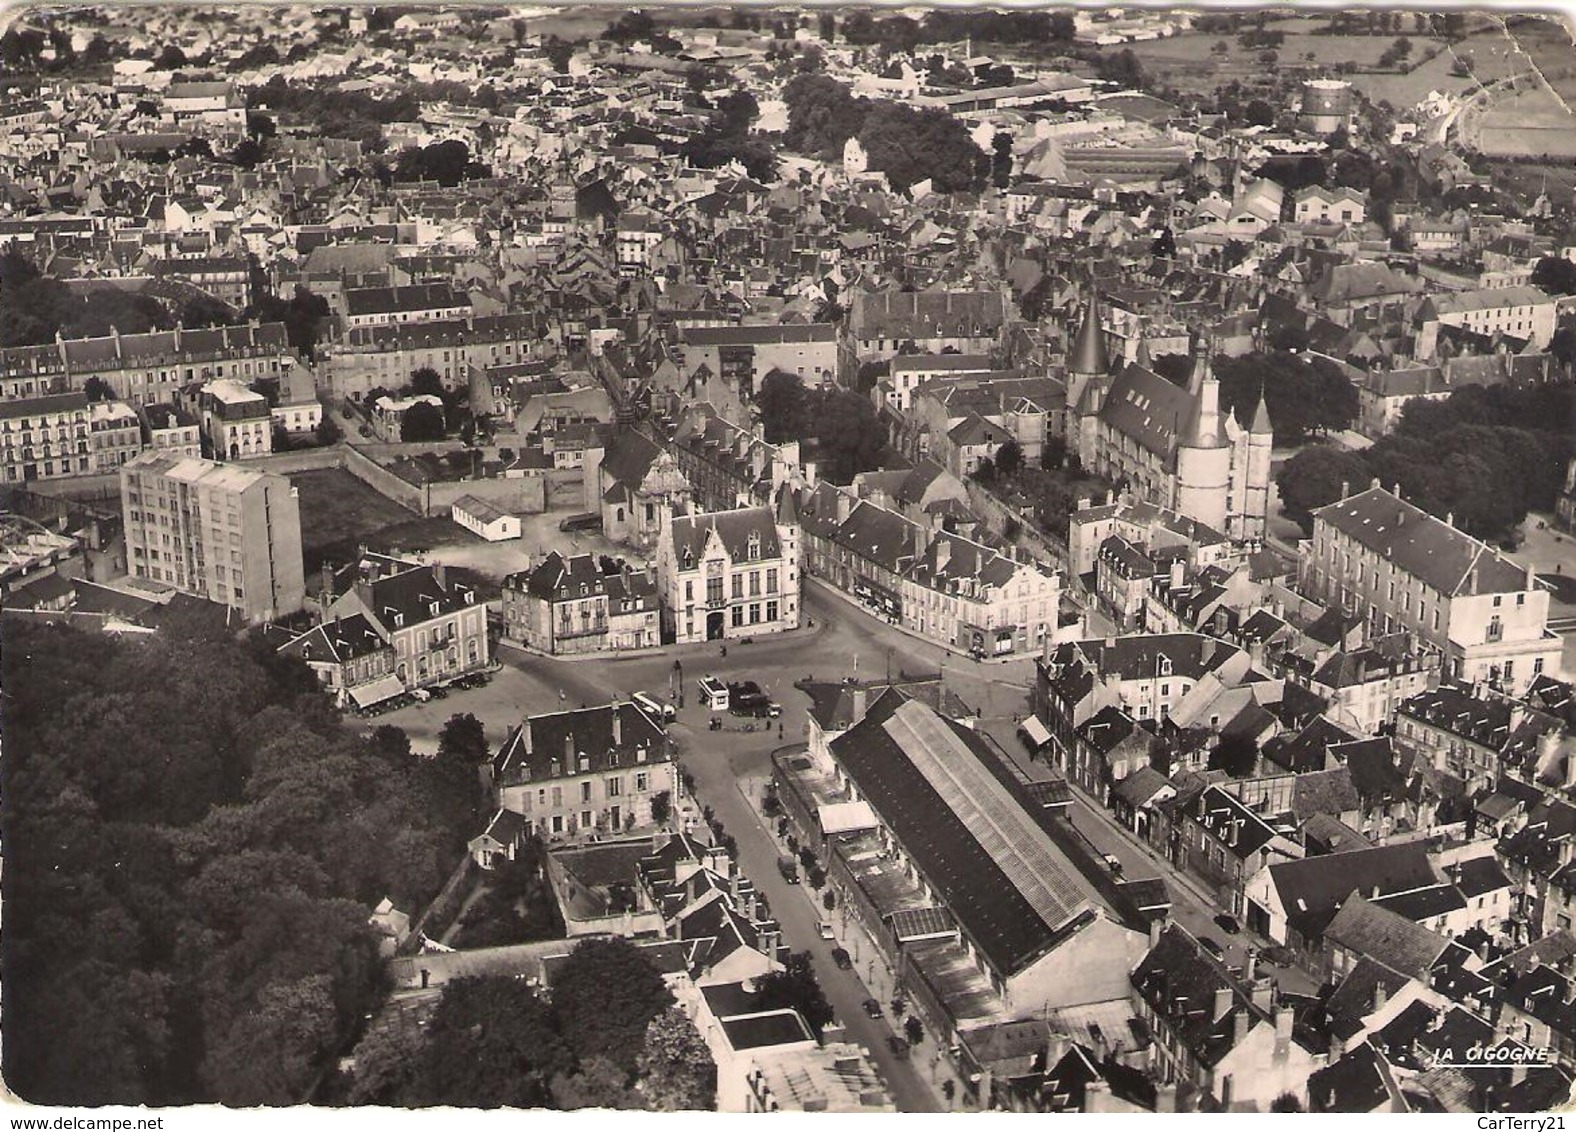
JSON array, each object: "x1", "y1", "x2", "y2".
[
  {"x1": 552, "y1": 787, "x2": 562, "y2": 807},
  {"x1": 1535, "y1": 657, "x2": 1546, "y2": 676},
  {"x1": 749, "y1": 604, "x2": 761, "y2": 624},
  {"x1": 581, "y1": 782, "x2": 593, "y2": 803},
  {"x1": 684, "y1": 580, "x2": 693, "y2": 603},
  {"x1": 635, "y1": 771, "x2": 648, "y2": 792},
  {"x1": 766, "y1": 600, "x2": 778, "y2": 621},
  {"x1": 552, "y1": 815, "x2": 564, "y2": 834},
  {"x1": 731, "y1": 605, "x2": 744, "y2": 627},
  {"x1": 606, "y1": 777, "x2": 622, "y2": 797},
  {"x1": 766, "y1": 567, "x2": 778, "y2": 594},
  {"x1": 731, "y1": 575, "x2": 744, "y2": 600},
  {"x1": 1160, "y1": 683, "x2": 1170, "y2": 697}
]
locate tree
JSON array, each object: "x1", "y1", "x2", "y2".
[
  {"x1": 995, "y1": 439, "x2": 1023, "y2": 479},
  {"x1": 1208, "y1": 733, "x2": 1259, "y2": 778},
  {"x1": 814, "y1": 388, "x2": 885, "y2": 483},
  {"x1": 757, "y1": 370, "x2": 812, "y2": 444},
  {"x1": 545, "y1": 36, "x2": 574, "y2": 75},
  {"x1": 754, "y1": 951, "x2": 834, "y2": 1035},
  {"x1": 1276, "y1": 446, "x2": 1373, "y2": 534},
  {"x1": 550, "y1": 1055, "x2": 638, "y2": 1110},
  {"x1": 637, "y1": 1007, "x2": 715, "y2": 1111},
  {"x1": 408, "y1": 367, "x2": 444, "y2": 398},
  {"x1": 822, "y1": 889, "x2": 836, "y2": 912},
  {"x1": 973, "y1": 457, "x2": 996, "y2": 484},
  {"x1": 405, "y1": 976, "x2": 574, "y2": 1107},
  {"x1": 1532, "y1": 257, "x2": 1576, "y2": 297},
  {"x1": 552, "y1": 938, "x2": 675, "y2": 1073},
  {"x1": 904, "y1": 1016, "x2": 924, "y2": 1045},
  {"x1": 155, "y1": 44, "x2": 187, "y2": 69},
  {"x1": 1243, "y1": 99, "x2": 1275, "y2": 127},
  {"x1": 650, "y1": 790, "x2": 671, "y2": 828},
  {"x1": 82, "y1": 376, "x2": 112, "y2": 402},
  {"x1": 1271, "y1": 1093, "x2": 1303, "y2": 1112},
  {"x1": 229, "y1": 138, "x2": 265, "y2": 168},
  {"x1": 400, "y1": 401, "x2": 447, "y2": 442},
  {"x1": 428, "y1": 714, "x2": 487, "y2": 842}
]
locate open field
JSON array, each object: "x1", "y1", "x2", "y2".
[{"x1": 291, "y1": 466, "x2": 485, "y2": 572}]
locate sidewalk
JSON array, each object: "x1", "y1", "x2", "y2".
[
  {"x1": 495, "y1": 616, "x2": 827, "y2": 664},
  {"x1": 804, "y1": 575, "x2": 1035, "y2": 668},
  {"x1": 736, "y1": 762, "x2": 969, "y2": 1111}
]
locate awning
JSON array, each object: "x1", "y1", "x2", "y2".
[
  {"x1": 1019, "y1": 715, "x2": 1052, "y2": 748},
  {"x1": 349, "y1": 674, "x2": 405, "y2": 708}
]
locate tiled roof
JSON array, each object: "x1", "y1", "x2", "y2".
[
  {"x1": 1268, "y1": 843, "x2": 1438, "y2": 940},
  {"x1": 1098, "y1": 362, "x2": 1196, "y2": 461},
  {"x1": 1325, "y1": 894, "x2": 1450, "y2": 977},
  {"x1": 669, "y1": 506, "x2": 781, "y2": 567}
]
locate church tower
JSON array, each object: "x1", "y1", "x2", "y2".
[
  {"x1": 1065, "y1": 288, "x2": 1110, "y2": 465},
  {"x1": 1174, "y1": 338, "x2": 1231, "y2": 533}
]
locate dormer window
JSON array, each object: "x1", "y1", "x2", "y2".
[
  {"x1": 430, "y1": 601, "x2": 440, "y2": 616},
  {"x1": 394, "y1": 613, "x2": 404, "y2": 627},
  {"x1": 637, "y1": 747, "x2": 647, "y2": 763},
  {"x1": 578, "y1": 756, "x2": 590, "y2": 773},
  {"x1": 465, "y1": 591, "x2": 475, "y2": 604}
]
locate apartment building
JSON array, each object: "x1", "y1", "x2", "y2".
[
  {"x1": 321, "y1": 313, "x2": 544, "y2": 400},
  {"x1": 341, "y1": 282, "x2": 471, "y2": 330},
  {"x1": 502, "y1": 551, "x2": 661, "y2": 655},
  {"x1": 141, "y1": 403, "x2": 202, "y2": 458},
  {"x1": 89, "y1": 400, "x2": 144, "y2": 471},
  {"x1": 491, "y1": 702, "x2": 678, "y2": 840},
  {"x1": 324, "y1": 552, "x2": 490, "y2": 691},
  {"x1": 1299, "y1": 485, "x2": 1561, "y2": 695},
  {"x1": 674, "y1": 323, "x2": 842, "y2": 398},
  {"x1": 1415, "y1": 285, "x2": 1557, "y2": 359},
  {"x1": 0, "y1": 322, "x2": 295, "y2": 407},
  {"x1": 120, "y1": 451, "x2": 305, "y2": 623},
  {"x1": 194, "y1": 379, "x2": 273, "y2": 459},
  {"x1": 0, "y1": 392, "x2": 91, "y2": 483}
]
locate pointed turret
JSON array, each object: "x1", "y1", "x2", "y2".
[
  {"x1": 1068, "y1": 289, "x2": 1109, "y2": 377},
  {"x1": 1180, "y1": 337, "x2": 1226, "y2": 449},
  {"x1": 775, "y1": 482, "x2": 800, "y2": 527},
  {"x1": 1135, "y1": 337, "x2": 1153, "y2": 369},
  {"x1": 1248, "y1": 390, "x2": 1273, "y2": 436}
]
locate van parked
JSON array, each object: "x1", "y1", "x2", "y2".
[{"x1": 698, "y1": 675, "x2": 730, "y2": 711}]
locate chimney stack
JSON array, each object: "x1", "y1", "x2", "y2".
[
  {"x1": 612, "y1": 701, "x2": 622, "y2": 747},
  {"x1": 1148, "y1": 915, "x2": 1165, "y2": 949},
  {"x1": 564, "y1": 731, "x2": 575, "y2": 765},
  {"x1": 852, "y1": 686, "x2": 868, "y2": 719},
  {"x1": 1232, "y1": 1007, "x2": 1251, "y2": 1048},
  {"x1": 523, "y1": 718, "x2": 533, "y2": 755},
  {"x1": 1214, "y1": 986, "x2": 1233, "y2": 1021}
]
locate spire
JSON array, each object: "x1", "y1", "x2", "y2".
[
  {"x1": 1181, "y1": 335, "x2": 1226, "y2": 449},
  {"x1": 1185, "y1": 333, "x2": 1210, "y2": 397},
  {"x1": 1249, "y1": 390, "x2": 1273, "y2": 435},
  {"x1": 1068, "y1": 287, "x2": 1109, "y2": 376},
  {"x1": 1135, "y1": 337, "x2": 1153, "y2": 369}
]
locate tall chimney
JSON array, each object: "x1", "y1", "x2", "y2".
[
  {"x1": 523, "y1": 718, "x2": 533, "y2": 755},
  {"x1": 564, "y1": 730, "x2": 575, "y2": 765},
  {"x1": 1232, "y1": 1007, "x2": 1251, "y2": 1048},
  {"x1": 612, "y1": 701, "x2": 622, "y2": 747},
  {"x1": 852, "y1": 686, "x2": 868, "y2": 719}
]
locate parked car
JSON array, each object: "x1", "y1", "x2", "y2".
[
  {"x1": 728, "y1": 680, "x2": 779, "y2": 718},
  {"x1": 777, "y1": 855, "x2": 800, "y2": 884},
  {"x1": 863, "y1": 998, "x2": 883, "y2": 1019},
  {"x1": 1262, "y1": 944, "x2": 1297, "y2": 968},
  {"x1": 831, "y1": 948, "x2": 853, "y2": 970},
  {"x1": 887, "y1": 1036, "x2": 910, "y2": 1059},
  {"x1": 558, "y1": 512, "x2": 603, "y2": 533},
  {"x1": 1214, "y1": 913, "x2": 1241, "y2": 935},
  {"x1": 1199, "y1": 936, "x2": 1226, "y2": 959},
  {"x1": 818, "y1": 920, "x2": 836, "y2": 940},
  {"x1": 1102, "y1": 853, "x2": 1124, "y2": 876},
  {"x1": 429, "y1": 685, "x2": 449, "y2": 699}
]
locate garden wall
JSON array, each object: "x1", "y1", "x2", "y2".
[{"x1": 344, "y1": 443, "x2": 427, "y2": 516}]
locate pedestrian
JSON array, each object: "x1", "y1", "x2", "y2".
[
  {"x1": 778, "y1": 721, "x2": 784, "y2": 740},
  {"x1": 559, "y1": 689, "x2": 566, "y2": 702}
]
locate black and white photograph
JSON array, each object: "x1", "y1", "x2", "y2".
[{"x1": 3, "y1": 2, "x2": 1576, "y2": 1117}]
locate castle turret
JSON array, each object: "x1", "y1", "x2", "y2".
[
  {"x1": 1175, "y1": 338, "x2": 1230, "y2": 532},
  {"x1": 1066, "y1": 289, "x2": 1109, "y2": 407},
  {"x1": 1232, "y1": 390, "x2": 1275, "y2": 541}
]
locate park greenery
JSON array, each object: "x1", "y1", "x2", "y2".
[
  {"x1": 782, "y1": 74, "x2": 987, "y2": 193},
  {"x1": 346, "y1": 941, "x2": 714, "y2": 1110},
  {"x1": 1276, "y1": 382, "x2": 1576, "y2": 542},
  {"x1": 756, "y1": 370, "x2": 887, "y2": 483},
  {"x1": 1, "y1": 619, "x2": 496, "y2": 1105}
]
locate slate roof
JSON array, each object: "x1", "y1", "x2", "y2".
[
  {"x1": 1098, "y1": 362, "x2": 1196, "y2": 461},
  {"x1": 598, "y1": 429, "x2": 665, "y2": 490},
  {"x1": 1308, "y1": 1043, "x2": 1400, "y2": 1113},
  {"x1": 850, "y1": 288, "x2": 1008, "y2": 341},
  {"x1": 1268, "y1": 843, "x2": 1438, "y2": 940},
  {"x1": 669, "y1": 506, "x2": 781, "y2": 567},
  {"x1": 492, "y1": 702, "x2": 670, "y2": 785},
  {"x1": 1399, "y1": 684, "x2": 1511, "y2": 749},
  {"x1": 361, "y1": 562, "x2": 479, "y2": 629},
  {"x1": 344, "y1": 282, "x2": 469, "y2": 316},
  {"x1": 1292, "y1": 767, "x2": 1363, "y2": 820},
  {"x1": 1130, "y1": 924, "x2": 1267, "y2": 1070},
  {"x1": 278, "y1": 612, "x2": 387, "y2": 664},
  {"x1": 1313, "y1": 486, "x2": 1529, "y2": 597},
  {"x1": 1325, "y1": 894, "x2": 1451, "y2": 978},
  {"x1": 509, "y1": 551, "x2": 656, "y2": 607}
]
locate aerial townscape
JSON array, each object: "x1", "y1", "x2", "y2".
[{"x1": 7, "y1": 4, "x2": 1576, "y2": 1118}]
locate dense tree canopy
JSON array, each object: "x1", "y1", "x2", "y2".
[
  {"x1": 758, "y1": 370, "x2": 813, "y2": 444},
  {"x1": 813, "y1": 387, "x2": 887, "y2": 483},
  {"x1": 783, "y1": 75, "x2": 986, "y2": 193},
  {"x1": 754, "y1": 951, "x2": 834, "y2": 1035},
  {"x1": 0, "y1": 250, "x2": 180, "y2": 347},
  {"x1": 3, "y1": 621, "x2": 461, "y2": 1105},
  {"x1": 551, "y1": 937, "x2": 675, "y2": 1073},
  {"x1": 1210, "y1": 352, "x2": 1359, "y2": 444},
  {"x1": 393, "y1": 140, "x2": 490, "y2": 187},
  {"x1": 400, "y1": 401, "x2": 448, "y2": 442},
  {"x1": 1276, "y1": 383, "x2": 1576, "y2": 540}
]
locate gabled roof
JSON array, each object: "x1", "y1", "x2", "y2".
[
  {"x1": 1268, "y1": 843, "x2": 1439, "y2": 941},
  {"x1": 1313, "y1": 486, "x2": 1529, "y2": 597},
  {"x1": 1130, "y1": 924, "x2": 1266, "y2": 1069},
  {"x1": 829, "y1": 690, "x2": 1097, "y2": 976},
  {"x1": 492, "y1": 702, "x2": 669, "y2": 785},
  {"x1": 278, "y1": 612, "x2": 387, "y2": 664},
  {"x1": 1325, "y1": 894, "x2": 1451, "y2": 978},
  {"x1": 669, "y1": 506, "x2": 781, "y2": 567}
]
